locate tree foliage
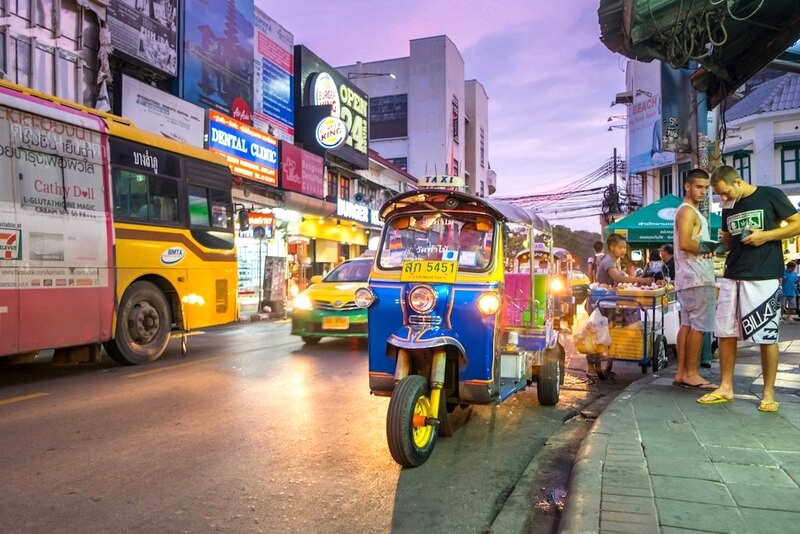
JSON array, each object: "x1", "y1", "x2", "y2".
[{"x1": 552, "y1": 225, "x2": 602, "y2": 271}]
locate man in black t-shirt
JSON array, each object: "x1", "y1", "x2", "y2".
[{"x1": 697, "y1": 166, "x2": 800, "y2": 412}]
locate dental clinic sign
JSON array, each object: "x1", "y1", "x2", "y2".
[
  {"x1": 208, "y1": 110, "x2": 279, "y2": 186},
  {"x1": 337, "y1": 198, "x2": 383, "y2": 226}
]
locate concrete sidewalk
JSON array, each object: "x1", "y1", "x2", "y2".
[{"x1": 560, "y1": 324, "x2": 800, "y2": 533}]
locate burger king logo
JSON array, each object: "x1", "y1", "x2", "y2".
[
  {"x1": 316, "y1": 116, "x2": 347, "y2": 149},
  {"x1": 312, "y1": 72, "x2": 340, "y2": 117}
]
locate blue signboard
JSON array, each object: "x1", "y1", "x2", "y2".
[{"x1": 208, "y1": 110, "x2": 279, "y2": 186}]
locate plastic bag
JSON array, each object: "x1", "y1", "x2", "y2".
[{"x1": 574, "y1": 308, "x2": 611, "y2": 353}]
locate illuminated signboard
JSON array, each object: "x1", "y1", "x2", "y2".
[
  {"x1": 295, "y1": 45, "x2": 369, "y2": 169},
  {"x1": 248, "y1": 212, "x2": 275, "y2": 239},
  {"x1": 208, "y1": 110, "x2": 278, "y2": 186},
  {"x1": 336, "y1": 198, "x2": 383, "y2": 226}
]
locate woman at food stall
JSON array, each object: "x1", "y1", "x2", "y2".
[{"x1": 596, "y1": 234, "x2": 656, "y2": 287}]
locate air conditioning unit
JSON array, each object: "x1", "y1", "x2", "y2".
[{"x1": 354, "y1": 192, "x2": 365, "y2": 203}]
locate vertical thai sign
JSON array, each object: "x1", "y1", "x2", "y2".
[
  {"x1": 182, "y1": 0, "x2": 254, "y2": 117},
  {"x1": 253, "y1": 7, "x2": 294, "y2": 143},
  {"x1": 280, "y1": 142, "x2": 324, "y2": 199},
  {"x1": 661, "y1": 64, "x2": 694, "y2": 154},
  {"x1": 108, "y1": 0, "x2": 178, "y2": 75},
  {"x1": 628, "y1": 60, "x2": 675, "y2": 174}
]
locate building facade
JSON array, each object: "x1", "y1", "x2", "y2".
[{"x1": 337, "y1": 35, "x2": 494, "y2": 196}]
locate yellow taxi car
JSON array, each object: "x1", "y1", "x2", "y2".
[
  {"x1": 290, "y1": 257, "x2": 372, "y2": 344},
  {"x1": 570, "y1": 269, "x2": 590, "y2": 304}
]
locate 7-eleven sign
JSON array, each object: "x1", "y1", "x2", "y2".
[{"x1": 0, "y1": 229, "x2": 21, "y2": 260}]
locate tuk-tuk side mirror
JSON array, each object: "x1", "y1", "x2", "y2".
[
  {"x1": 310, "y1": 275, "x2": 323, "y2": 284},
  {"x1": 237, "y1": 209, "x2": 250, "y2": 230}
]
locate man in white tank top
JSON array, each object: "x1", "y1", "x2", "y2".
[{"x1": 672, "y1": 169, "x2": 717, "y2": 390}]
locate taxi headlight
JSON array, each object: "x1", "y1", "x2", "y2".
[
  {"x1": 477, "y1": 292, "x2": 501, "y2": 315},
  {"x1": 293, "y1": 294, "x2": 313, "y2": 311},
  {"x1": 354, "y1": 287, "x2": 376, "y2": 308},
  {"x1": 408, "y1": 285, "x2": 437, "y2": 313}
]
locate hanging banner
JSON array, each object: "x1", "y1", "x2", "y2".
[
  {"x1": 108, "y1": 0, "x2": 178, "y2": 75},
  {"x1": 661, "y1": 64, "x2": 694, "y2": 153}
]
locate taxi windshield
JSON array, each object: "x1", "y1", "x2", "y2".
[
  {"x1": 377, "y1": 213, "x2": 494, "y2": 271},
  {"x1": 323, "y1": 260, "x2": 372, "y2": 282}
]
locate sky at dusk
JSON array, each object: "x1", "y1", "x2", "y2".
[{"x1": 266, "y1": 1, "x2": 626, "y2": 232}]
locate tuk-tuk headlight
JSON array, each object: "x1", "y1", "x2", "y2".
[
  {"x1": 354, "y1": 287, "x2": 376, "y2": 308},
  {"x1": 550, "y1": 277, "x2": 565, "y2": 292},
  {"x1": 293, "y1": 294, "x2": 313, "y2": 311},
  {"x1": 477, "y1": 292, "x2": 501, "y2": 315},
  {"x1": 408, "y1": 285, "x2": 437, "y2": 313}
]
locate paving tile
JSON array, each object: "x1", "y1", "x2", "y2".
[
  {"x1": 602, "y1": 510, "x2": 659, "y2": 525},
  {"x1": 600, "y1": 519, "x2": 657, "y2": 534},
  {"x1": 655, "y1": 499, "x2": 747, "y2": 532},
  {"x1": 714, "y1": 463, "x2": 797, "y2": 487},
  {"x1": 601, "y1": 494, "x2": 656, "y2": 506},
  {"x1": 695, "y1": 428, "x2": 763, "y2": 448},
  {"x1": 601, "y1": 499, "x2": 658, "y2": 515},
  {"x1": 651, "y1": 475, "x2": 735, "y2": 506},
  {"x1": 603, "y1": 474, "x2": 652, "y2": 490},
  {"x1": 784, "y1": 466, "x2": 800, "y2": 487},
  {"x1": 705, "y1": 445, "x2": 777, "y2": 466},
  {"x1": 642, "y1": 443, "x2": 710, "y2": 461},
  {"x1": 740, "y1": 507, "x2": 800, "y2": 532},
  {"x1": 602, "y1": 485, "x2": 654, "y2": 498},
  {"x1": 647, "y1": 457, "x2": 721, "y2": 481},
  {"x1": 727, "y1": 483, "x2": 800, "y2": 511},
  {"x1": 769, "y1": 451, "x2": 800, "y2": 466}
]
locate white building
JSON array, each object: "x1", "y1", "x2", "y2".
[{"x1": 338, "y1": 35, "x2": 495, "y2": 196}]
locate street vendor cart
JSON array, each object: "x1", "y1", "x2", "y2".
[{"x1": 582, "y1": 285, "x2": 670, "y2": 377}]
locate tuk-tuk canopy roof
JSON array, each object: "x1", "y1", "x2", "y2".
[
  {"x1": 606, "y1": 194, "x2": 722, "y2": 243},
  {"x1": 380, "y1": 189, "x2": 552, "y2": 233}
]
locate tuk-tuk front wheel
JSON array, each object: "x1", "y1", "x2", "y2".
[{"x1": 387, "y1": 375, "x2": 439, "y2": 467}]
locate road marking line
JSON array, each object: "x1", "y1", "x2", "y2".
[
  {"x1": 0, "y1": 392, "x2": 50, "y2": 405},
  {"x1": 125, "y1": 355, "x2": 223, "y2": 378}
]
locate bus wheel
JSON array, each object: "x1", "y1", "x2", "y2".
[
  {"x1": 105, "y1": 281, "x2": 171, "y2": 365},
  {"x1": 387, "y1": 375, "x2": 438, "y2": 467}
]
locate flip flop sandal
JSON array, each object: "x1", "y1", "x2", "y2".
[
  {"x1": 696, "y1": 393, "x2": 733, "y2": 404},
  {"x1": 680, "y1": 381, "x2": 717, "y2": 390},
  {"x1": 758, "y1": 400, "x2": 780, "y2": 413}
]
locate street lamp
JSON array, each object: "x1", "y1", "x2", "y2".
[
  {"x1": 347, "y1": 72, "x2": 396, "y2": 80},
  {"x1": 608, "y1": 115, "x2": 627, "y2": 122},
  {"x1": 608, "y1": 125, "x2": 626, "y2": 131}
]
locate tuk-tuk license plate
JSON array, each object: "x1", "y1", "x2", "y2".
[
  {"x1": 400, "y1": 260, "x2": 458, "y2": 283},
  {"x1": 322, "y1": 316, "x2": 350, "y2": 330}
]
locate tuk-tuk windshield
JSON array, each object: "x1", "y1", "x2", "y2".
[{"x1": 378, "y1": 213, "x2": 495, "y2": 271}]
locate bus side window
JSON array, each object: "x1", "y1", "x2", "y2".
[{"x1": 113, "y1": 169, "x2": 148, "y2": 219}]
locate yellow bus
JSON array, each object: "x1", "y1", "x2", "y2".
[{"x1": 0, "y1": 79, "x2": 237, "y2": 365}]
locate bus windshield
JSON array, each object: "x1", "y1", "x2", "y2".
[{"x1": 378, "y1": 213, "x2": 495, "y2": 271}]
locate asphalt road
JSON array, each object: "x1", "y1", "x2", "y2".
[{"x1": 0, "y1": 320, "x2": 641, "y2": 533}]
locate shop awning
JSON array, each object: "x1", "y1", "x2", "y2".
[
  {"x1": 606, "y1": 194, "x2": 722, "y2": 243},
  {"x1": 598, "y1": 0, "x2": 800, "y2": 108}
]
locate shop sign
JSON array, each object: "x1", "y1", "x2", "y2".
[
  {"x1": 248, "y1": 212, "x2": 275, "y2": 239},
  {"x1": 119, "y1": 75, "x2": 205, "y2": 147},
  {"x1": 295, "y1": 45, "x2": 369, "y2": 169},
  {"x1": 208, "y1": 110, "x2": 278, "y2": 186},
  {"x1": 280, "y1": 142, "x2": 324, "y2": 199},
  {"x1": 315, "y1": 116, "x2": 347, "y2": 149},
  {"x1": 336, "y1": 198, "x2": 383, "y2": 226}
]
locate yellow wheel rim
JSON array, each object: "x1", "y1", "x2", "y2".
[{"x1": 412, "y1": 395, "x2": 434, "y2": 448}]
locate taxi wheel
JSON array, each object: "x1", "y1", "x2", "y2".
[
  {"x1": 387, "y1": 375, "x2": 438, "y2": 467},
  {"x1": 301, "y1": 336, "x2": 320, "y2": 345},
  {"x1": 537, "y1": 348, "x2": 561, "y2": 406}
]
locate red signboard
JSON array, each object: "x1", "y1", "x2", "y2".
[
  {"x1": 248, "y1": 212, "x2": 275, "y2": 239},
  {"x1": 280, "y1": 141, "x2": 325, "y2": 199}
]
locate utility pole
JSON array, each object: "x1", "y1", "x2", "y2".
[{"x1": 613, "y1": 147, "x2": 618, "y2": 189}]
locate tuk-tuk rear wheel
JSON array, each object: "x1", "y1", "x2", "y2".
[
  {"x1": 537, "y1": 348, "x2": 562, "y2": 406},
  {"x1": 387, "y1": 375, "x2": 439, "y2": 467}
]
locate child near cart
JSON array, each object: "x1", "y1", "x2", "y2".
[{"x1": 782, "y1": 261, "x2": 798, "y2": 320}]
